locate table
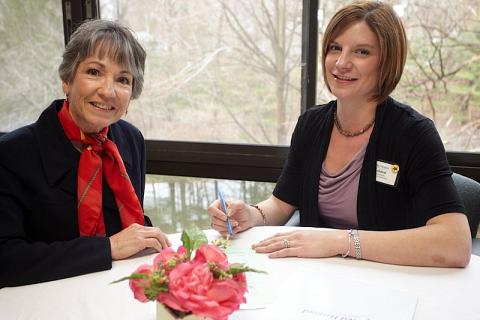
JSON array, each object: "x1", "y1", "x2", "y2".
[{"x1": 1, "y1": 226, "x2": 479, "y2": 320}]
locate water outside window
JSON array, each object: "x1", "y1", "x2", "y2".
[{"x1": 144, "y1": 175, "x2": 275, "y2": 234}]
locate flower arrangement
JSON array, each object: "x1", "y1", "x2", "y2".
[{"x1": 114, "y1": 226, "x2": 263, "y2": 320}]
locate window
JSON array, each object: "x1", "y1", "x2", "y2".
[
  {"x1": 100, "y1": 0, "x2": 303, "y2": 145},
  {"x1": 0, "y1": 0, "x2": 64, "y2": 132}
]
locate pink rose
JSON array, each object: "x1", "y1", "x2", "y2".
[
  {"x1": 157, "y1": 261, "x2": 205, "y2": 313},
  {"x1": 205, "y1": 278, "x2": 247, "y2": 316},
  {"x1": 158, "y1": 260, "x2": 247, "y2": 320},
  {"x1": 194, "y1": 244, "x2": 229, "y2": 268},
  {"x1": 128, "y1": 264, "x2": 153, "y2": 303},
  {"x1": 154, "y1": 246, "x2": 187, "y2": 271}
]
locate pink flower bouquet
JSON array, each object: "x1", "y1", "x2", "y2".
[{"x1": 114, "y1": 226, "x2": 263, "y2": 320}]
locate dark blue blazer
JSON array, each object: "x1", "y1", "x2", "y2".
[{"x1": 0, "y1": 99, "x2": 149, "y2": 288}]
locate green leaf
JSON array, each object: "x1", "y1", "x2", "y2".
[
  {"x1": 181, "y1": 225, "x2": 208, "y2": 259},
  {"x1": 110, "y1": 273, "x2": 149, "y2": 284},
  {"x1": 228, "y1": 264, "x2": 268, "y2": 276}
]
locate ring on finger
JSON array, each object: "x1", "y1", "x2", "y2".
[{"x1": 283, "y1": 239, "x2": 290, "y2": 249}]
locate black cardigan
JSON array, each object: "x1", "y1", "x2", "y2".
[
  {"x1": 0, "y1": 99, "x2": 149, "y2": 288},
  {"x1": 273, "y1": 97, "x2": 465, "y2": 230}
]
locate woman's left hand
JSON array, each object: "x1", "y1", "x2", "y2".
[
  {"x1": 252, "y1": 229, "x2": 346, "y2": 258},
  {"x1": 109, "y1": 223, "x2": 171, "y2": 260}
]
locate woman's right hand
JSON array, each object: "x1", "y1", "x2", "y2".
[
  {"x1": 208, "y1": 200, "x2": 256, "y2": 236},
  {"x1": 109, "y1": 223, "x2": 171, "y2": 260}
]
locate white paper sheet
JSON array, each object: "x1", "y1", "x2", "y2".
[
  {"x1": 295, "y1": 275, "x2": 417, "y2": 320},
  {"x1": 226, "y1": 247, "x2": 276, "y2": 309}
]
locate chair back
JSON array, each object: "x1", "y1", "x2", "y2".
[{"x1": 452, "y1": 173, "x2": 480, "y2": 238}]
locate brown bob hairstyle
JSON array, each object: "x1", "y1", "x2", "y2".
[{"x1": 321, "y1": 1, "x2": 407, "y2": 103}]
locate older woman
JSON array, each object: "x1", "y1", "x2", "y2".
[
  {"x1": 0, "y1": 20, "x2": 170, "y2": 288},
  {"x1": 209, "y1": 1, "x2": 471, "y2": 267}
]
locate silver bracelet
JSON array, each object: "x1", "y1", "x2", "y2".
[
  {"x1": 342, "y1": 230, "x2": 351, "y2": 258},
  {"x1": 349, "y1": 229, "x2": 362, "y2": 260}
]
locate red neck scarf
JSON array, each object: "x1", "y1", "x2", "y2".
[{"x1": 58, "y1": 100, "x2": 144, "y2": 236}]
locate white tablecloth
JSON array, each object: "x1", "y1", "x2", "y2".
[{"x1": 1, "y1": 226, "x2": 479, "y2": 320}]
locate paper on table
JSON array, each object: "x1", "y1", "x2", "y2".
[
  {"x1": 226, "y1": 247, "x2": 275, "y2": 310},
  {"x1": 295, "y1": 275, "x2": 417, "y2": 320}
]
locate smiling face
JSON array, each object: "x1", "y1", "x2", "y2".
[
  {"x1": 324, "y1": 21, "x2": 380, "y2": 106},
  {"x1": 62, "y1": 48, "x2": 134, "y2": 134}
]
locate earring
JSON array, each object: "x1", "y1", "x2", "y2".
[{"x1": 125, "y1": 108, "x2": 128, "y2": 116}]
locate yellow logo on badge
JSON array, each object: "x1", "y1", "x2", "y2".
[{"x1": 391, "y1": 164, "x2": 399, "y2": 174}]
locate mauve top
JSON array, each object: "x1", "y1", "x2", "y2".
[{"x1": 318, "y1": 144, "x2": 367, "y2": 229}]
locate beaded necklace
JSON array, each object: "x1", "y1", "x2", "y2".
[{"x1": 333, "y1": 111, "x2": 375, "y2": 138}]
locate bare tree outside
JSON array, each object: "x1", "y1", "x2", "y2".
[
  {"x1": 218, "y1": 0, "x2": 302, "y2": 144},
  {"x1": 398, "y1": 0, "x2": 480, "y2": 151},
  {"x1": 101, "y1": 0, "x2": 303, "y2": 145},
  {"x1": 0, "y1": 0, "x2": 64, "y2": 132}
]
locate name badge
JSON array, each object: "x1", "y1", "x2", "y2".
[{"x1": 376, "y1": 160, "x2": 400, "y2": 186}]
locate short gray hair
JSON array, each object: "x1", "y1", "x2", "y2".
[{"x1": 58, "y1": 19, "x2": 146, "y2": 99}]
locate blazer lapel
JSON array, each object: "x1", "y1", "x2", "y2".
[{"x1": 34, "y1": 100, "x2": 79, "y2": 196}]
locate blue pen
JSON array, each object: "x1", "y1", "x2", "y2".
[{"x1": 218, "y1": 191, "x2": 233, "y2": 236}]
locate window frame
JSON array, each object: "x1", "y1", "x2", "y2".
[
  {"x1": 62, "y1": 0, "x2": 100, "y2": 45},
  {"x1": 145, "y1": 140, "x2": 480, "y2": 183}
]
